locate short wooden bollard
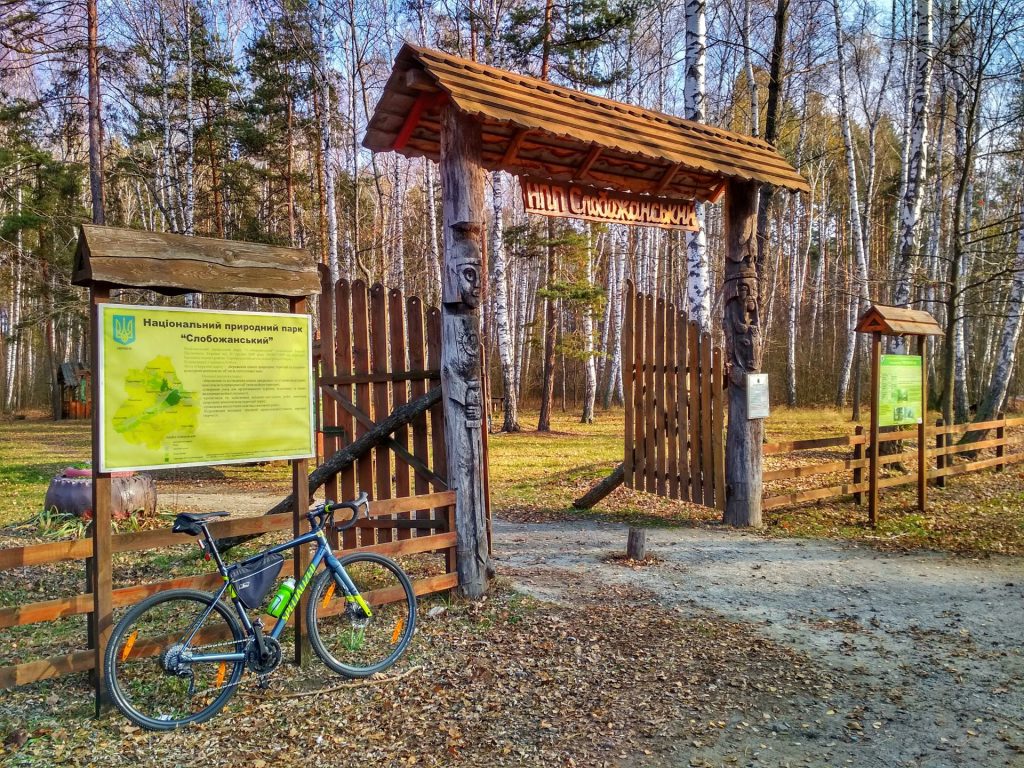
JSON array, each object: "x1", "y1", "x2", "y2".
[{"x1": 626, "y1": 528, "x2": 647, "y2": 560}]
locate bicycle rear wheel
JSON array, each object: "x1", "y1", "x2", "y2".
[
  {"x1": 104, "y1": 589, "x2": 246, "y2": 730},
  {"x1": 307, "y1": 552, "x2": 416, "y2": 678}
]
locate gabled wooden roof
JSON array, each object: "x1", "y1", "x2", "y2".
[
  {"x1": 856, "y1": 305, "x2": 944, "y2": 336},
  {"x1": 364, "y1": 44, "x2": 810, "y2": 203},
  {"x1": 72, "y1": 225, "x2": 320, "y2": 298}
]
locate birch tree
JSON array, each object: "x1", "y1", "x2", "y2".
[
  {"x1": 891, "y1": 0, "x2": 933, "y2": 319},
  {"x1": 684, "y1": 0, "x2": 711, "y2": 332}
]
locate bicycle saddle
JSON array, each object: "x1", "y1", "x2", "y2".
[{"x1": 172, "y1": 511, "x2": 229, "y2": 536}]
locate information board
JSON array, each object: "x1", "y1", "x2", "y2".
[
  {"x1": 878, "y1": 354, "x2": 923, "y2": 427},
  {"x1": 746, "y1": 373, "x2": 770, "y2": 419},
  {"x1": 98, "y1": 305, "x2": 314, "y2": 471}
]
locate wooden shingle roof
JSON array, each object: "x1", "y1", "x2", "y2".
[
  {"x1": 364, "y1": 44, "x2": 810, "y2": 203},
  {"x1": 72, "y1": 225, "x2": 320, "y2": 298},
  {"x1": 856, "y1": 305, "x2": 944, "y2": 336}
]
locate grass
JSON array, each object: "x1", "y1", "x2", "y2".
[
  {"x1": 3, "y1": 404, "x2": 1022, "y2": 556},
  {"x1": 487, "y1": 405, "x2": 1024, "y2": 555}
]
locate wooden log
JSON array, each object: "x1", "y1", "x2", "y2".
[
  {"x1": 996, "y1": 412, "x2": 1006, "y2": 472},
  {"x1": 263, "y1": 387, "x2": 442, "y2": 517},
  {"x1": 722, "y1": 179, "x2": 763, "y2": 527},
  {"x1": 439, "y1": 102, "x2": 489, "y2": 599},
  {"x1": 573, "y1": 463, "x2": 625, "y2": 509},
  {"x1": 853, "y1": 425, "x2": 865, "y2": 503},
  {"x1": 626, "y1": 528, "x2": 647, "y2": 560}
]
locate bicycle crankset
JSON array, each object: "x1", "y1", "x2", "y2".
[{"x1": 245, "y1": 636, "x2": 282, "y2": 676}]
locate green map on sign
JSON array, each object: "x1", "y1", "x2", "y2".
[{"x1": 112, "y1": 356, "x2": 200, "y2": 449}]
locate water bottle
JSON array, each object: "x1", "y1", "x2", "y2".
[{"x1": 267, "y1": 578, "x2": 295, "y2": 618}]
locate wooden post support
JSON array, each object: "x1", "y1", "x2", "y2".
[
  {"x1": 853, "y1": 425, "x2": 865, "y2": 504},
  {"x1": 722, "y1": 179, "x2": 763, "y2": 527},
  {"x1": 439, "y1": 102, "x2": 489, "y2": 598},
  {"x1": 290, "y1": 296, "x2": 312, "y2": 665},
  {"x1": 868, "y1": 331, "x2": 881, "y2": 526},
  {"x1": 935, "y1": 419, "x2": 946, "y2": 488},
  {"x1": 626, "y1": 528, "x2": 647, "y2": 560},
  {"x1": 917, "y1": 334, "x2": 927, "y2": 513},
  {"x1": 89, "y1": 287, "x2": 113, "y2": 715},
  {"x1": 996, "y1": 411, "x2": 1006, "y2": 472}
]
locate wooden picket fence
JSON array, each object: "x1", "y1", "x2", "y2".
[
  {"x1": 314, "y1": 274, "x2": 486, "y2": 550},
  {"x1": 762, "y1": 414, "x2": 1024, "y2": 512},
  {"x1": 623, "y1": 283, "x2": 725, "y2": 509},
  {"x1": 0, "y1": 491, "x2": 457, "y2": 689}
]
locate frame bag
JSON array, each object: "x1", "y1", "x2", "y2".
[{"x1": 229, "y1": 553, "x2": 285, "y2": 609}]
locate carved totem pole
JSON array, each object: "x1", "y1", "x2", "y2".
[
  {"x1": 439, "y1": 105, "x2": 490, "y2": 597},
  {"x1": 723, "y1": 180, "x2": 764, "y2": 526}
]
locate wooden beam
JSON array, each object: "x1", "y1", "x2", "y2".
[
  {"x1": 501, "y1": 128, "x2": 530, "y2": 165},
  {"x1": 654, "y1": 164, "x2": 680, "y2": 193},
  {"x1": 574, "y1": 144, "x2": 602, "y2": 181},
  {"x1": 392, "y1": 92, "x2": 433, "y2": 151},
  {"x1": 405, "y1": 67, "x2": 435, "y2": 92},
  {"x1": 918, "y1": 334, "x2": 927, "y2": 513}
]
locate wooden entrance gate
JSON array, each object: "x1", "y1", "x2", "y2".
[
  {"x1": 623, "y1": 282, "x2": 726, "y2": 509},
  {"x1": 316, "y1": 272, "x2": 462, "y2": 557}
]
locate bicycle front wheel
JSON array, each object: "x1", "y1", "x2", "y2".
[
  {"x1": 307, "y1": 552, "x2": 416, "y2": 678},
  {"x1": 104, "y1": 589, "x2": 246, "y2": 730}
]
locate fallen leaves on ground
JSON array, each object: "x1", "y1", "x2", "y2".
[{"x1": 2, "y1": 582, "x2": 847, "y2": 767}]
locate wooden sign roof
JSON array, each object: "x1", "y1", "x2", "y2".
[
  {"x1": 364, "y1": 44, "x2": 810, "y2": 204},
  {"x1": 72, "y1": 225, "x2": 320, "y2": 298},
  {"x1": 855, "y1": 304, "x2": 944, "y2": 337}
]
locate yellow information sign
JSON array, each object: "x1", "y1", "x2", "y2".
[{"x1": 98, "y1": 305, "x2": 314, "y2": 471}]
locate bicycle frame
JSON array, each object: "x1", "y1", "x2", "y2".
[{"x1": 179, "y1": 528, "x2": 370, "y2": 665}]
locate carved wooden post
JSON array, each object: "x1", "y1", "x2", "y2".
[
  {"x1": 722, "y1": 180, "x2": 763, "y2": 527},
  {"x1": 439, "y1": 103, "x2": 489, "y2": 598}
]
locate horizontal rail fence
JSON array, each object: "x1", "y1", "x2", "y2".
[
  {"x1": 763, "y1": 414, "x2": 1024, "y2": 512},
  {"x1": 317, "y1": 274, "x2": 451, "y2": 549},
  {"x1": 0, "y1": 491, "x2": 458, "y2": 689},
  {"x1": 623, "y1": 282, "x2": 725, "y2": 509}
]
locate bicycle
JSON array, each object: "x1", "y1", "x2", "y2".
[{"x1": 104, "y1": 492, "x2": 417, "y2": 730}]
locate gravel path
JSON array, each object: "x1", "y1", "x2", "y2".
[{"x1": 493, "y1": 519, "x2": 1024, "y2": 767}]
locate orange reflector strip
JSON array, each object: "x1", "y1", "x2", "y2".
[
  {"x1": 120, "y1": 631, "x2": 139, "y2": 662},
  {"x1": 391, "y1": 616, "x2": 405, "y2": 644},
  {"x1": 215, "y1": 662, "x2": 226, "y2": 689},
  {"x1": 322, "y1": 583, "x2": 336, "y2": 609}
]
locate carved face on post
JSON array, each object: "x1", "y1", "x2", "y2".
[
  {"x1": 443, "y1": 221, "x2": 483, "y2": 310},
  {"x1": 724, "y1": 270, "x2": 760, "y2": 385},
  {"x1": 442, "y1": 313, "x2": 483, "y2": 431}
]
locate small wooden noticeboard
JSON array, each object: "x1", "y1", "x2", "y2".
[{"x1": 521, "y1": 178, "x2": 699, "y2": 230}]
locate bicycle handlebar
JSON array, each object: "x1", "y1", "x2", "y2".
[{"x1": 309, "y1": 491, "x2": 370, "y2": 532}]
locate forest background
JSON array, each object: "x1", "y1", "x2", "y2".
[{"x1": 2, "y1": 0, "x2": 1024, "y2": 433}]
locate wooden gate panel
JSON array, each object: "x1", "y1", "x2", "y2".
[
  {"x1": 317, "y1": 278, "x2": 450, "y2": 547},
  {"x1": 623, "y1": 281, "x2": 725, "y2": 509}
]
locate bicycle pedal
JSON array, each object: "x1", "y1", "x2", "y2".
[{"x1": 256, "y1": 676, "x2": 271, "y2": 690}]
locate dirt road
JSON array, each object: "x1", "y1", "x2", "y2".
[{"x1": 494, "y1": 519, "x2": 1024, "y2": 768}]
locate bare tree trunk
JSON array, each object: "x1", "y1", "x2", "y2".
[
  {"x1": 684, "y1": 0, "x2": 711, "y2": 333},
  {"x1": 833, "y1": 0, "x2": 870, "y2": 406},
  {"x1": 538, "y1": 219, "x2": 557, "y2": 432},
  {"x1": 86, "y1": 0, "x2": 105, "y2": 225},
  {"x1": 581, "y1": 224, "x2": 597, "y2": 423},
  {"x1": 490, "y1": 173, "x2": 519, "y2": 431},
  {"x1": 968, "y1": 184, "x2": 1024, "y2": 431},
  {"x1": 317, "y1": 0, "x2": 340, "y2": 283},
  {"x1": 892, "y1": 0, "x2": 933, "y2": 325}
]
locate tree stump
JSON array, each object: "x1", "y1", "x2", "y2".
[{"x1": 626, "y1": 527, "x2": 647, "y2": 560}]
